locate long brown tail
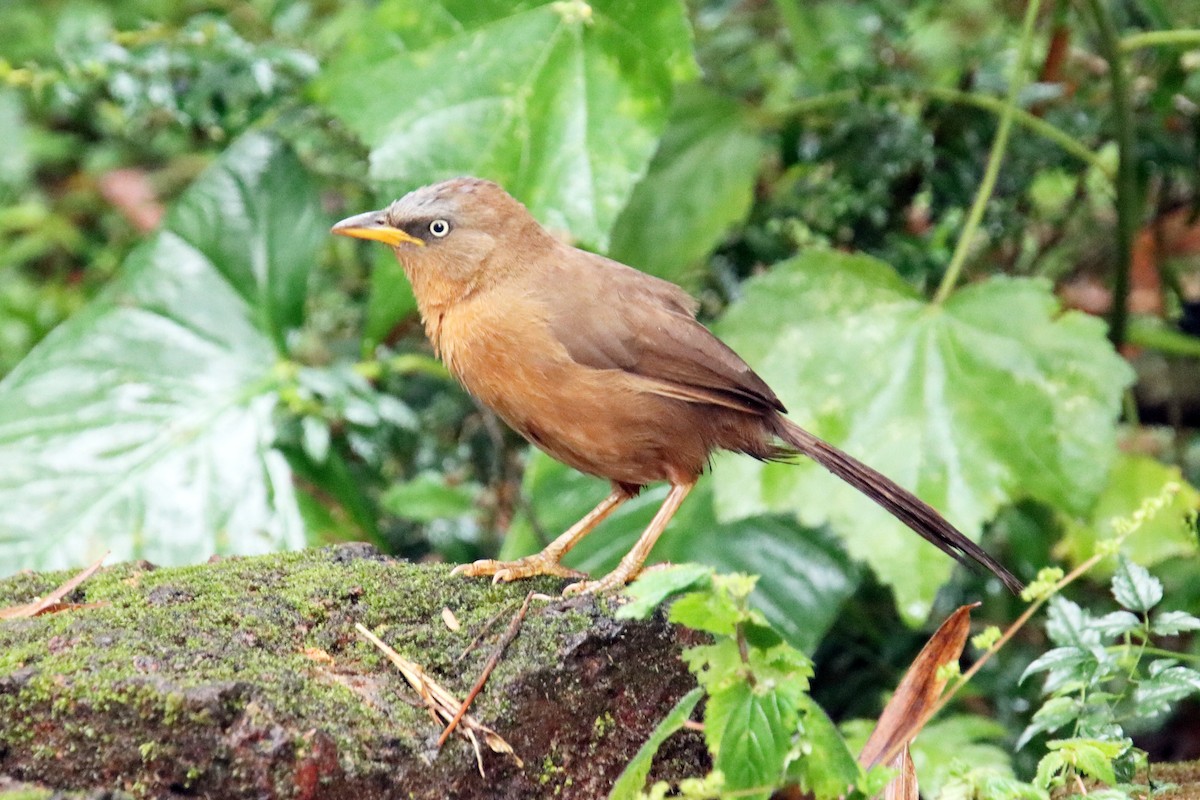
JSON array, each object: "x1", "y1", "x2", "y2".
[{"x1": 774, "y1": 416, "x2": 1023, "y2": 594}]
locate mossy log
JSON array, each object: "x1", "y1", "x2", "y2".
[{"x1": 0, "y1": 544, "x2": 706, "y2": 799}]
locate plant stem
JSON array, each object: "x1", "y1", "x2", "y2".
[
  {"x1": 1121, "y1": 29, "x2": 1200, "y2": 51},
  {"x1": 766, "y1": 86, "x2": 1106, "y2": 176},
  {"x1": 932, "y1": 0, "x2": 1044, "y2": 305},
  {"x1": 1086, "y1": 0, "x2": 1141, "y2": 349}
]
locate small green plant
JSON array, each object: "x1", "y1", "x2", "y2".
[
  {"x1": 610, "y1": 565, "x2": 885, "y2": 800},
  {"x1": 1022, "y1": 556, "x2": 1200, "y2": 796}
]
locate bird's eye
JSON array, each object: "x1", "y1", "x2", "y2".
[{"x1": 429, "y1": 219, "x2": 451, "y2": 238}]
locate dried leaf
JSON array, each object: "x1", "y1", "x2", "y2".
[
  {"x1": 859, "y1": 603, "x2": 977, "y2": 769},
  {"x1": 882, "y1": 744, "x2": 918, "y2": 800},
  {"x1": 0, "y1": 554, "x2": 108, "y2": 620},
  {"x1": 355, "y1": 622, "x2": 523, "y2": 776}
]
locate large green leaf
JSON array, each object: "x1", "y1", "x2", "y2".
[
  {"x1": 712, "y1": 252, "x2": 1133, "y2": 622},
  {"x1": 0, "y1": 134, "x2": 318, "y2": 571},
  {"x1": 607, "y1": 83, "x2": 765, "y2": 284},
  {"x1": 318, "y1": 0, "x2": 696, "y2": 249},
  {"x1": 502, "y1": 453, "x2": 858, "y2": 651},
  {"x1": 1057, "y1": 453, "x2": 1200, "y2": 569}
]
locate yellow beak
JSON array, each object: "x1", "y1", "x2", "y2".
[{"x1": 330, "y1": 210, "x2": 425, "y2": 247}]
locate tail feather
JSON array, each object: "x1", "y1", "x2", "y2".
[{"x1": 775, "y1": 416, "x2": 1023, "y2": 594}]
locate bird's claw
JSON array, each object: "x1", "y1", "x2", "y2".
[
  {"x1": 560, "y1": 573, "x2": 628, "y2": 596},
  {"x1": 451, "y1": 555, "x2": 586, "y2": 583}
]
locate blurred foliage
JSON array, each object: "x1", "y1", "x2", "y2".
[{"x1": 2, "y1": 0, "x2": 1200, "y2": 793}]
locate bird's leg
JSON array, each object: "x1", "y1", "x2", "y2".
[
  {"x1": 452, "y1": 489, "x2": 630, "y2": 583},
  {"x1": 563, "y1": 481, "x2": 694, "y2": 596}
]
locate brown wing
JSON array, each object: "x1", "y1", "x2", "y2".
[{"x1": 541, "y1": 248, "x2": 785, "y2": 415}]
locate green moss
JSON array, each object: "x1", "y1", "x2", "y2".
[
  {"x1": 0, "y1": 789, "x2": 54, "y2": 800},
  {"x1": 0, "y1": 546, "x2": 596, "y2": 780}
]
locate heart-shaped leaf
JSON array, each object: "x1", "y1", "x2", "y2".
[
  {"x1": 712, "y1": 251, "x2": 1133, "y2": 622},
  {"x1": 318, "y1": 0, "x2": 697, "y2": 249},
  {"x1": 0, "y1": 134, "x2": 319, "y2": 571}
]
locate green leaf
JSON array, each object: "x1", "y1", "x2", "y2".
[
  {"x1": 1033, "y1": 750, "x2": 1067, "y2": 789},
  {"x1": 1091, "y1": 611, "x2": 1142, "y2": 639},
  {"x1": 319, "y1": 0, "x2": 697, "y2": 249},
  {"x1": 682, "y1": 639, "x2": 745, "y2": 693},
  {"x1": 707, "y1": 682, "x2": 796, "y2": 800},
  {"x1": 1133, "y1": 664, "x2": 1200, "y2": 717},
  {"x1": 713, "y1": 252, "x2": 1133, "y2": 622},
  {"x1": 1151, "y1": 610, "x2": 1200, "y2": 636},
  {"x1": 166, "y1": 134, "x2": 322, "y2": 349},
  {"x1": 789, "y1": 694, "x2": 864, "y2": 800},
  {"x1": 380, "y1": 472, "x2": 479, "y2": 522},
  {"x1": 607, "y1": 83, "x2": 765, "y2": 283},
  {"x1": 617, "y1": 563, "x2": 713, "y2": 620},
  {"x1": 0, "y1": 134, "x2": 315, "y2": 570},
  {"x1": 505, "y1": 453, "x2": 859, "y2": 650},
  {"x1": 607, "y1": 687, "x2": 702, "y2": 800},
  {"x1": 903, "y1": 715, "x2": 1013, "y2": 800},
  {"x1": 1059, "y1": 454, "x2": 1200, "y2": 568},
  {"x1": 1020, "y1": 647, "x2": 1089, "y2": 685},
  {"x1": 1046, "y1": 738, "x2": 1125, "y2": 786},
  {"x1": 1018, "y1": 696, "x2": 1081, "y2": 749},
  {"x1": 668, "y1": 584, "x2": 745, "y2": 636},
  {"x1": 1111, "y1": 557, "x2": 1163, "y2": 613}
]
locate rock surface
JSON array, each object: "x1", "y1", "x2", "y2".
[{"x1": 0, "y1": 544, "x2": 706, "y2": 799}]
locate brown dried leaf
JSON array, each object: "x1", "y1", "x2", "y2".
[
  {"x1": 354, "y1": 622, "x2": 523, "y2": 776},
  {"x1": 858, "y1": 603, "x2": 977, "y2": 769},
  {"x1": 0, "y1": 554, "x2": 108, "y2": 620},
  {"x1": 882, "y1": 744, "x2": 918, "y2": 800}
]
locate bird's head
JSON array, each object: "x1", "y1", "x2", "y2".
[{"x1": 331, "y1": 178, "x2": 545, "y2": 301}]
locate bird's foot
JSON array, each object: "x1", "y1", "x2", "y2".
[
  {"x1": 561, "y1": 568, "x2": 637, "y2": 596},
  {"x1": 451, "y1": 554, "x2": 586, "y2": 584}
]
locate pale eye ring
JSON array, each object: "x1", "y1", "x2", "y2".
[{"x1": 429, "y1": 219, "x2": 451, "y2": 238}]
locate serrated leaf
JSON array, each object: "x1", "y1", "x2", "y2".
[
  {"x1": 1033, "y1": 750, "x2": 1066, "y2": 789},
  {"x1": 707, "y1": 682, "x2": 796, "y2": 800},
  {"x1": 607, "y1": 83, "x2": 764, "y2": 283},
  {"x1": 789, "y1": 694, "x2": 864, "y2": 800},
  {"x1": 617, "y1": 563, "x2": 712, "y2": 620},
  {"x1": 1020, "y1": 647, "x2": 1090, "y2": 684},
  {"x1": 0, "y1": 134, "x2": 314, "y2": 570},
  {"x1": 504, "y1": 453, "x2": 859, "y2": 650},
  {"x1": 1151, "y1": 610, "x2": 1200, "y2": 636},
  {"x1": 607, "y1": 687, "x2": 702, "y2": 800},
  {"x1": 1091, "y1": 611, "x2": 1142, "y2": 639},
  {"x1": 1047, "y1": 738, "x2": 1125, "y2": 786},
  {"x1": 712, "y1": 253, "x2": 1132, "y2": 622},
  {"x1": 682, "y1": 639, "x2": 744, "y2": 693},
  {"x1": 319, "y1": 0, "x2": 697, "y2": 249},
  {"x1": 1045, "y1": 596, "x2": 1100, "y2": 649},
  {"x1": 668, "y1": 587, "x2": 742, "y2": 636},
  {"x1": 1133, "y1": 664, "x2": 1200, "y2": 717},
  {"x1": 1058, "y1": 454, "x2": 1200, "y2": 568},
  {"x1": 1111, "y1": 557, "x2": 1163, "y2": 613},
  {"x1": 1018, "y1": 696, "x2": 1080, "y2": 750}
]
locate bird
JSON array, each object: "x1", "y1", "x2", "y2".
[{"x1": 331, "y1": 177, "x2": 1022, "y2": 596}]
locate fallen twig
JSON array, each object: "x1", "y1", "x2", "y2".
[
  {"x1": 355, "y1": 622, "x2": 523, "y2": 776},
  {"x1": 438, "y1": 590, "x2": 535, "y2": 748},
  {"x1": 455, "y1": 600, "x2": 516, "y2": 663},
  {"x1": 0, "y1": 553, "x2": 109, "y2": 620}
]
